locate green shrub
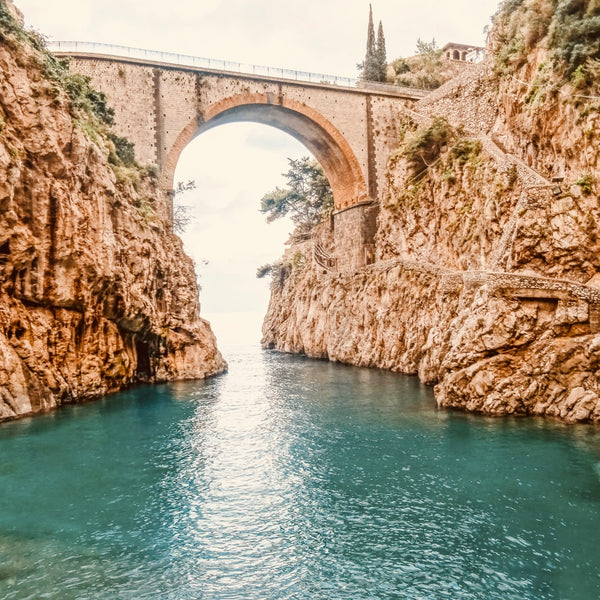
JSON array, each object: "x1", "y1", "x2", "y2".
[
  {"x1": 570, "y1": 57, "x2": 600, "y2": 92},
  {"x1": 73, "y1": 117, "x2": 101, "y2": 144},
  {"x1": 575, "y1": 172, "x2": 596, "y2": 194},
  {"x1": 505, "y1": 164, "x2": 519, "y2": 188},
  {"x1": 292, "y1": 251, "x2": 306, "y2": 272},
  {"x1": 135, "y1": 198, "x2": 155, "y2": 220},
  {"x1": 391, "y1": 58, "x2": 410, "y2": 75},
  {"x1": 60, "y1": 71, "x2": 115, "y2": 126},
  {"x1": 450, "y1": 139, "x2": 482, "y2": 166},
  {"x1": 549, "y1": 1, "x2": 600, "y2": 76},
  {"x1": 256, "y1": 260, "x2": 291, "y2": 286},
  {"x1": 400, "y1": 117, "x2": 453, "y2": 172},
  {"x1": 497, "y1": 0, "x2": 526, "y2": 15},
  {"x1": 108, "y1": 133, "x2": 136, "y2": 167},
  {"x1": 495, "y1": 0, "x2": 600, "y2": 80},
  {"x1": 0, "y1": 4, "x2": 115, "y2": 127},
  {"x1": 144, "y1": 164, "x2": 160, "y2": 179},
  {"x1": 256, "y1": 264, "x2": 273, "y2": 279},
  {"x1": 495, "y1": 36, "x2": 527, "y2": 74},
  {"x1": 391, "y1": 39, "x2": 447, "y2": 90},
  {"x1": 493, "y1": 0, "x2": 552, "y2": 75}
]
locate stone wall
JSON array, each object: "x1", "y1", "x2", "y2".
[
  {"x1": 67, "y1": 56, "x2": 417, "y2": 217},
  {"x1": 333, "y1": 202, "x2": 379, "y2": 272}
]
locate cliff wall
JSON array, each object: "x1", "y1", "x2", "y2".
[
  {"x1": 263, "y1": 0, "x2": 600, "y2": 422},
  {"x1": 0, "y1": 4, "x2": 225, "y2": 421}
]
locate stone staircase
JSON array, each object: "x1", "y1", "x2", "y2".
[
  {"x1": 398, "y1": 106, "x2": 554, "y2": 273},
  {"x1": 326, "y1": 103, "x2": 600, "y2": 326},
  {"x1": 402, "y1": 107, "x2": 550, "y2": 187},
  {"x1": 313, "y1": 242, "x2": 337, "y2": 272},
  {"x1": 478, "y1": 134, "x2": 549, "y2": 187}
]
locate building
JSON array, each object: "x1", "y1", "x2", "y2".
[{"x1": 442, "y1": 42, "x2": 485, "y2": 63}]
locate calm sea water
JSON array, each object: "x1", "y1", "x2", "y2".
[{"x1": 1, "y1": 344, "x2": 600, "y2": 599}]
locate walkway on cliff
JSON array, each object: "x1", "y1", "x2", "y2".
[
  {"x1": 312, "y1": 91, "x2": 600, "y2": 312},
  {"x1": 398, "y1": 101, "x2": 556, "y2": 273}
]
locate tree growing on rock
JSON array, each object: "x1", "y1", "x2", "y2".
[
  {"x1": 376, "y1": 20, "x2": 387, "y2": 77},
  {"x1": 390, "y1": 38, "x2": 446, "y2": 89},
  {"x1": 173, "y1": 179, "x2": 196, "y2": 234},
  {"x1": 260, "y1": 156, "x2": 333, "y2": 233}
]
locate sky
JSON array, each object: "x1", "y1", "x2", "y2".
[{"x1": 14, "y1": 0, "x2": 500, "y2": 344}]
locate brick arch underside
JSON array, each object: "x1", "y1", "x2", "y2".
[{"x1": 163, "y1": 96, "x2": 368, "y2": 211}]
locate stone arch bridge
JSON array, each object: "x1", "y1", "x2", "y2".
[{"x1": 51, "y1": 42, "x2": 427, "y2": 270}]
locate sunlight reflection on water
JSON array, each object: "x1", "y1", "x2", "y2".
[{"x1": 0, "y1": 346, "x2": 600, "y2": 599}]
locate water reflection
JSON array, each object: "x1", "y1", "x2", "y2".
[{"x1": 0, "y1": 346, "x2": 599, "y2": 599}]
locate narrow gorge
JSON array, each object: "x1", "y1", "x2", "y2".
[{"x1": 3, "y1": 0, "x2": 600, "y2": 425}]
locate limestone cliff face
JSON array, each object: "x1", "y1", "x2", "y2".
[
  {"x1": 263, "y1": 240, "x2": 600, "y2": 422},
  {"x1": 263, "y1": 1, "x2": 600, "y2": 422},
  {"x1": 0, "y1": 6, "x2": 225, "y2": 421}
]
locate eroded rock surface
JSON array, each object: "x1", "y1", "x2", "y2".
[
  {"x1": 263, "y1": 1, "x2": 600, "y2": 422},
  {"x1": 0, "y1": 7, "x2": 225, "y2": 421}
]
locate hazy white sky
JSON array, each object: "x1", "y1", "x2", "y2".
[
  {"x1": 18, "y1": 0, "x2": 499, "y2": 77},
  {"x1": 14, "y1": 0, "x2": 500, "y2": 341}
]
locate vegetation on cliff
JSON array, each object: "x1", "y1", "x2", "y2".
[
  {"x1": 257, "y1": 157, "x2": 332, "y2": 282},
  {"x1": 389, "y1": 39, "x2": 462, "y2": 90},
  {"x1": 0, "y1": 6, "x2": 111, "y2": 123},
  {"x1": 494, "y1": 0, "x2": 600, "y2": 91},
  {"x1": 259, "y1": 157, "x2": 333, "y2": 233},
  {"x1": 260, "y1": 0, "x2": 600, "y2": 422},
  {"x1": 481, "y1": 0, "x2": 600, "y2": 189},
  {"x1": 0, "y1": 1, "x2": 151, "y2": 190}
]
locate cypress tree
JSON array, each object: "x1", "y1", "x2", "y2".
[
  {"x1": 366, "y1": 4, "x2": 375, "y2": 58},
  {"x1": 376, "y1": 20, "x2": 387, "y2": 81},
  {"x1": 359, "y1": 5, "x2": 387, "y2": 82}
]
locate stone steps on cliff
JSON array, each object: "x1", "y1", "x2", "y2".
[
  {"x1": 401, "y1": 107, "x2": 550, "y2": 188},
  {"x1": 313, "y1": 242, "x2": 337, "y2": 272},
  {"x1": 357, "y1": 256, "x2": 600, "y2": 305}
]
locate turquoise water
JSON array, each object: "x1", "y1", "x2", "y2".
[{"x1": 1, "y1": 346, "x2": 600, "y2": 599}]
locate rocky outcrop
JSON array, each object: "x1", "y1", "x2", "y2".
[
  {"x1": 263, "y1": 246, "x2": 600, "y2": 422},
  {"x1": 263, "y1": 1, "x2": 600, "y2": 422},
  {"x1": 0, "y1": 4, "x2": 225, "y2": 421}
]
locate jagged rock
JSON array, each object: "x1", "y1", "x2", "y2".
[
  {"x1": 0, "y1": 10, "x2": 225, "y2": 421},
  {"x1": 262, "y1": 2, "x2": 600, "y2": 422}
]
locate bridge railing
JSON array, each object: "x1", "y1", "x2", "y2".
[{"x1": 47, "y1": 41, "x2": 428, "y2": 97}]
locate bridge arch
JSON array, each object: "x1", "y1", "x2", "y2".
[{"x1": 162, "y1": 92, "x2": 368, "y2": 211}]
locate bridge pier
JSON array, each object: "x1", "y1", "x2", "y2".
[{"x1": 333, "y1": 201, "x2": 379, "y2": 272}]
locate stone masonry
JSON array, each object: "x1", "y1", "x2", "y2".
[
  {"x1": 59, "y1": 53, "x2": 420, "y2": 210},
  {"x1": 54, "y1": 51, "x2": 427, "y2": 271}
]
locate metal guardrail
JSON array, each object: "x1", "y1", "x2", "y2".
[{"x1": 47, "y1": 41, "x2": 428, "y2": 97}]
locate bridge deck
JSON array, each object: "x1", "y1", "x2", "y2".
[{"x1": 48, "y1": 41, "x2": 429, "y2": 101}]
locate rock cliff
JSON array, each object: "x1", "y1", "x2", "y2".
[
  {"x1": 0, "y1": 2, "x2": 225, "y2": 421},
  {"x1": 263, "y1": 0, "x2": 600, "y2": 422}
]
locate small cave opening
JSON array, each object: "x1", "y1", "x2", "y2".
[
  {"x1": 0, "y1": 240, "x2": 10, "y2": 256},
  {"x1": 135, "y1": 338, "x2": 152, "y2": 381},
  {"x1": 7, "y1": 321, "x2": 26, "y2": 340}
]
